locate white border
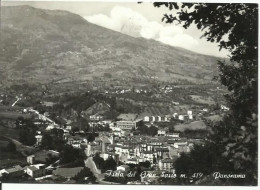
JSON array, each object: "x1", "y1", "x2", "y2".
[{"x1": 1, "y1": 0, "x2": 259, "y2": 190}]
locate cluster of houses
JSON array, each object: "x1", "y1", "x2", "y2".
[
  {"x1": 143, "y1": 110, "x2": 193, "y2": 123},
  {"x1": 0, "y1": 105, "x2": 208, "y2": 184},
  {"x1": 84, "y1": 130, "x2": 194, "y2": 174}
]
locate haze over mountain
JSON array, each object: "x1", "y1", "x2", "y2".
[{"x1": 0, "y1": 5, "x2": 225, "y2": 89}]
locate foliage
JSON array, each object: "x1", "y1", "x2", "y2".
[
  {"x1": 59, "y1": 145, "x2": 86, "y2": 166},
  {"x1": 153, "y1": 2, "x2": 258, "y2": 185},
  {"x1": 1, "y1": 141, "x2": 16, "y2": 152},
  {"x1": 41, "y1": 128, "x2": 65, "y2": 151},
  {"x1": 73, "y1": 167, "x2": 97, "y2": 184},
  {"x1": 17, "y1": 118, "x2": 37, "y2": 146},
  {"x1": 137, "y1": 121, "x2": 158, "y2": 136},
  {"x1": 139, "y1": 161, "x2": 151, "y2": 169},
  {"x1": 93, "y1": 153, "x2": 117, "y2": 171}
]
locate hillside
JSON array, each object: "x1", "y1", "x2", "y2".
[{"x1": 0, "y1": 5, "x2": 225, "y2": 90}]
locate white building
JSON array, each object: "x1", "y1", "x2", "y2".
[
  {"x1": 158, "y1": 129, "x2": 166, "y2": 136},
  {"x1": 178, "y1": 115, "x2": 184, "y2": 120},
  {"x1": 144, "y1": 116, "x2": 150, "y2": 122},
  {"x1": 187, "y1": 110, "x2": 193, "y2": 115},
  {"x1": 117, "y1": 165, "x2": 130, "y2": 172},
  {"x1": 25, "y1": 164, "x2": 46, "y2": 178}
]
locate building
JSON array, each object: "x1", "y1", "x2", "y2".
[
  {"x1": 158, "y1": 129, "x2": 166, "y2": 136},
  {"x1": 116, "y1": 119, "x2": 142, "y2": 131},
  {"x1": 144, "y1": 116, "x2": 150, "y2": 122},
  {"x1": 187, "y1": 110, "x2": 193, "y2": 115},
  {"x1": 116, "y1": 120, "x2": 136, "y2": 130},
  {"x1": 141, "y1": 151, "x2": 155, "y2": 163},
  {"x1": 164, "y1": 115, "x2": 172, "y2": 122},
  {"x1": 25, "y1": 164, "x2": 46, "y2": 178},
  {"x1": 178, "y1": 115, "x2": 184, "y2": 120},
  {"x1": 126, "y1": 158, "x2": 138, "y2": 165},
  {"x1": 166, "y1": 133, "x2": 180, "y2": 138},
  {"x1": 172, "y1": 113, "x2": 178, "y2": 119},
  {"x1": 27, "y1": 155, "x2": 35, "y2": 164},
  {"x1": 35, "y1": 135, "x2": 42, "y2": 146},
  {"x1": 178, "y1": 115, "x2": 189, "y2": 121},
  {"x1": 155, "y1": 147, "x2": 169, "y2": 159},
  {"x1": 158, "y1": 158, "x2": 175, "y2": 172},
  {"x1": 87, "y1": 142, "x2": 102, "y2": 156},
  {"x1": 0, "y1": 165, "x2": 24, "y2": 178},
  {"x1": 89, "y1": 114, "x2": 104, "y2": 121},
  {"x1": 117, "y1": 165, "x2": 130, "y2": 173}
]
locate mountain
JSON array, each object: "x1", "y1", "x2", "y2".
[{"x1": 0, "y1": 5, "x2": 225, "y2": 90}]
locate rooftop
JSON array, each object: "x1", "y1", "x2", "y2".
[{"x1": 5, "y1": 165, "x2": 23, "y2": 173}]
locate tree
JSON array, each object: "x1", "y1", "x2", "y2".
[
  {"x1": 93, "y1": 153, "x2": 105, "y2": 169},
  {"x1": 104, "y1": 156, "x2": 117, "y2": 171},
  {"x1": 41, "y1": 133, "x2": 53, "y2": 149},
  {"x1": 74, "y1": 167, "x2": 97, "y2": 184},
  {"x1": 59, "y1": 145, "x2": 86, "y2": 166},
  {"x1": 86, "y1": 133, "x2": 96, "y2": 142},
  {"x1": 153, "y1": 3, "x2": 258, "y2": 185}
]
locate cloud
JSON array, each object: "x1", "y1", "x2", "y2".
[{"x1": 85, "y1": 6, "x2": 199, "y2": 50}]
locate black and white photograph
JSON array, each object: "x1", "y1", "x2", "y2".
[{"x1": 0, "y1": 0, "x2": 258, "y2": 187}]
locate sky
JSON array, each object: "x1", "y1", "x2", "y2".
[{"x1": 1, "y1": 0, "x2": 231, "y2": 57}]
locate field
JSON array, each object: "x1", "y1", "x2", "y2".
[
  {"x1": 137, "y1": 104, "x2": 193, "y2": 119},
  {"x1": 0, "y1": 136, "x2": 27, "y2": 169},
  {"x1": 189, "y1": 95, "x2": 215, "y2": 105},
  {"x1": 0, "y1": 123, "x2": 36, "y2": 169},
  {"x1": 174, "y1": 120, "x2": 207, "y2": 132},
  {"x1": 0, "y1": 111, "x2": 33, "y2": 120},
  {"x1": 205, "y1": 114, "x2": 223, "y2": 122},
  {"x1": 0, "y1": 120, "x2": 20, "y2": 139}
]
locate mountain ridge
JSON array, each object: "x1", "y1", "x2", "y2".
[{"x1": 0, "y1": 5, "x2": 226, "y2": 90}]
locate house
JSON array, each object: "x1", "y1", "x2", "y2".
[
  {"x1": 116, "y1": 119, "x2": 142, "y2": 131},
  {"x1": 169, "y1": 142, "x2": 191, "y2": 157},
  {"x1": 172, "y1": 113, "x2": 178, "y2": 119},
  {"x1": 141, "y1": 151, "x2": 155, "y2": 163},
  {"x1": 178, "y1": 115, "x2": 189, "y2": 121},
  {"x1": 158, "y1": 129, "x2": 166, "y2": 136},
  {"x1": 166, "y1": 133, "x2": 180, "y2": 138},
  {"x1": 117, "y1": 165, "x2": 130, "y2": 173},
  {"x1": 114, "y1": 145, "x2": 123, "y2": 154},
  {"x1": 53, "y1": 167, "x2": 84, "y2": 179},
  {"x1": 178, "y1": 115, "x2": 184, "y2": 120},
  {"x1": 154, "y1": 147, "x2": 169, "y2": 159},
  {"x1": 27, "y1": 155, "x2": 35, "y2": 164},
  {"x1": 164, "y1": 115, "x2": 172, "y2": 122},
  {"x1": 155, "y1": 116, "x2": 162, "y2": 122},
  {"x1": 89, "y1": 114, "x2": 104, "y2": 121},
  {"x1": 221, "y1": 105, "x2": 230, "y2": 111},
  {"x1": 35, "y1": 135, "x2": 42, "y2": 146},
  {"x1": 187, "y1": 110, "x2": 193, "y2": 119},
  {"x1": 158, "y1": 158, "x2": 176, "y2": 172},
  {"x1": 126, "y1": 158, "x2": 138, "y2": 165},
  {"x1": 187, "y1": 110, "x2": 193, "y2": 115},
  {"x1": 67, "y1": 136, "x2": 83, "y2": 146},
  {"x1": 0, "y1": 165, "x2": 24, "y2": 178},
  {"x1": 87, "y1": 142, "x2": 102, "y2": 156},
  {"x1": 144, "y1": 116, "x2": 150, "y2": 122},
  {"x1": 25, "y1": 164, "x2": 46, "y2": 178}
]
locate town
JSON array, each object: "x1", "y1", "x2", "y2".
[{"x1": 0, "y1": 84, "x2": 229, "y2": 185}]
